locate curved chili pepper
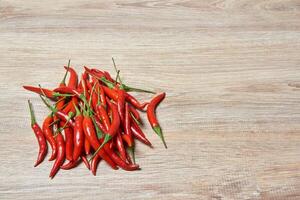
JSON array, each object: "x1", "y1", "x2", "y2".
[
  {"x1": 24, "y1": 86, "x2": 70, "y2": 99},
  {"x1": 115, "y1": 132, "x2": 127, "y2": 162},
  {"x1": 72, "y1": 104, "x2": 84, "y2": 161},
  {"x1": 82, "y1": 116, "x2": 118, "y2": 170},
  {"x1": 117, "y1": 89, "x2": 125, "y2": 122},
  {"x1": 60, "y1": 121, "x2": 73, "y2": 161},
  {"x1": 131, "y1": 122, "x2": 152, "y2": 147},
  {"x1": 28, "y1": 100, "x2": 48, "y2": 167},
  {"x1": 122, "y1": 134, "x2": 133, "y2": 147},
  {"x1": 129, "y1": 105, "x2": 141, "y2": 123},
  {"x1": 49, "y1": 133, "x2": 65, "y2": 178},
  {"x1": 64, "y1": 66, "x2": 78, "y2": 89},
  {"x1": 124, "y1": 103, "x2": 133, "y2": 146},
  {"x1": 63, "y1": 97, "x2": 78, "y2": 114},
  {"x1": 81, "y1": 155, "x2": 90, "y2": 170},
  {"x1": 125, "y1": 93, "x2": 148, "y2": 110},
  {"x1": 147, "y1": 92, "x2": 167, "y2": 148},
  {"x1": 99, "y1": 85, "x2": 107, "y2": 108},
  {"x1": 60, "y1": 159, "x2": 80, "y2": 170},
  {"x1": 42, "y1": 114, "x2": 57, "y2": 161},
  {"x1": 97, "y1": 101, "x2": 120, "y2": 150},
  {"x1": 102, "y1": 86, "x2": 118, "y2": 100},
  {"x1": 91, "y1": 155, "x2": 101, "y2": 176},
  {"x1": 97, "y1": 104, "x2": 111, "y2": 131}
]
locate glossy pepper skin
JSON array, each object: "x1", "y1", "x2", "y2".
[
  {"x1": 131, "y1": 122, "x2": 152, "y2": 147},
  {"x1": 49, "y1": 133, "x2": 65, "y2": 178},
  {"x1": 72, "y1": 106, "x2": 84, "y2": 161},
  {"x1": 62, "y1": 121, "x2": 74, "y2": 161},
  {"x1": 147, "y1": 92, "x2": 167, "y2": 148},
  {"x1": 28, "y1": 100, "x2": 48, "y2": 167},
  {"x1": 125, "y1": 93, "x2": 148, "y2": 110},
  {"x1": 82, "y1": 116, "x2": 118, "y2": 170},
  {"x1": 116, "y1": 89, "x2": 126, "y2": 122},
  {"x1": 64, "y1": 66, "x2": 78, "y2": 89},
  {"x1": 91, "y1": 155, "x2": 101, "y2": 176},
  {"x1": 42, "y1": 115, "x2": 57, "y2": 161}
]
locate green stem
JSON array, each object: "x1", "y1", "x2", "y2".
[
  {"x1": 122, "y1": 84, "x2": 155, "y2": 94},
  {"x1": 28, "y1": 100, "x2": 36, "y2": 126},
  {"x1": 112, "y1": 57, "x2": 123, "y2": 84},
  {"x1": 39, "y1": 95, "x2": 57, "y2": 113},
  {"x1": 92, "y1": 116, "x2": 103, "y2": 139},
  {"x1": 54, "y1": 112, "x2": 74, "y2": 135},
  {"x1": 153, "y1": 126, "x2": 167, "y2": 149},
  {"x1": 61, "y1": 59, "x2": 71, "y2": 85}
]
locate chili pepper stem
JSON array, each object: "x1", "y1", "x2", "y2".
[
  {"x1": 61, "y1": 59, "x2": 71, "y2": 85},
  {"x1": 153, "y1": 126, "x2": 167, "y2": 149},
  {"x1": 28, "y1": 100, "x2": 36, "y2": 126},
  {"x1": 122, "y1": 85, "x2": 155, "y2": 94}
]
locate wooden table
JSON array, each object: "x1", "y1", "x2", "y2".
[{"x1": 0, "y1": 1, "x2": 299, "y2": 199}]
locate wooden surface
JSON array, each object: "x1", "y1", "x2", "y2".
[{"x1": 0, "y1": 0, "x2": 300, "y2": 199}]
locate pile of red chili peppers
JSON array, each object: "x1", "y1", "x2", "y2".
[{"x1": 24, "y1": 59, "x2": 166, "y2": 178}]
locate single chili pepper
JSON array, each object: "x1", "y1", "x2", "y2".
[
  {"x1": 115, "y1": 131, "x2": 127, "y2": 162},
  {"x1": 60, "y1": 121, "x2": 74, "y2": 161},
  {"x1": 147, "y1": 92, "x2": 167, "y2": 148},
  {"x1": 82, "y1": 115, "x2": 118, "y2": 170},
  {"x1": 60, "y1": 159, "x2": 80, "y2": 170},
  {"x1": 54, "y1": 86, "x2": 82, "y2": 98},
  {"x1": 49, "y1": 133, "x2": 65, "y2": 178},
  {"x1": 84, "y1": 137, "x2": 91, "y2": 155},
  {"x1": 72, "y1": 104, "x2": 84, "y2": 161},
  {"x1": 64, "y1": 66, "x2": 78, "y2": 89},
  {"x1": 131, "y1": 123, "x2": 152, "y2": 147},
  {"x1": 28, "y1": 100, "x2": 48, "y2": 167},
  {"x1": 124, "y1": 103, "x2": 133, "y2": 146},
  {"x1": 125, "y1": 93, "x2": 148, "y2": 110},
  {"x1": 42, "y1": 114, "x2": 57, "y2": 161},
  {"x1": 23, "y1": 86, "x2": 72, "y2": 99},
  {"x1": 129, "y1": 105, "x2": 141, "y2": 123},
  {"x1": 99, "y1": 85, "x2": 107, "y2": 108},
  {"x1": 91, "y1": 155, "x2": 101, "y2": 176},
  {"x1": 81, "y1": 155, "x2": 90, "y2": 170},
  {"x1": 97, "y1": 104, "x2": 111, "y2": 131},
  {"x1": 117, "y1": 88, "x2": 126, "y2": 122},
  {"x1": 40, "y1": 95, "x2": 75, "y2": 129},
  {"x1": 93, "y1": 115, "x2": 107, "y2": 134},
  {"x1": 102, "y1": 86, "x2": 118, "y2": 100},
  {"x1": 97, "y1": 101, "x2": 120, "y2": 151}
]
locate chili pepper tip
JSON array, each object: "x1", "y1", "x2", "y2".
[{"x1": 153, "y1": 126, "x2": 167, "y2": 149}]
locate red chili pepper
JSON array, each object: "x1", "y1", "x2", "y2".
[
  {"x1": 63, "y1": 97, "x2": 78, "y2": 114},
  {"x1": 97, "y1": 104, "x2": 111, "y2": 131},
  {"x1": 115, "y1": 131, "x2": 127, "y2": 162},
  {"x1": 28, "y1": 100, "x2": 47, "y2": 167},
  {"x1": 131, "y1": 122, "x2": 152, "y2": 147},
  {"x1": 42, "y1": 114, "x2": 57, "y2": 161},
  {"x1": 125, "y1": 93, "x2": 148, "y2": 110},
  {"x1": 104, "y1": 71, "x2": 115, "y2": 82},
  {"x1": 49, "y1": 133, "x2": 65, "y2": 178},
  {"x1": 98, "y1": 101, "x2": 120, "y2": 150},
  {"x1": 117, "y1": 89, "x2": 126, "y2": 122},
  {"x1": 124, "y1": 103, "x2": 133, "y2": 146},
  {"x1": 81, "y1": 155, "x2": 90, "y2": 170},
  {"x1": 91, "y1": 155, "x2": 101, "y2": 176},
  {"x1": 72, "y1": 104, "x2": 84, "y2": 161},
  {"x1": 93, "y1": 115, "x2": 107, "y2": 133},
  {"x1": 60, "y1": 121, "x2": 73, "y2": 161},
  {"x1": 24, "y1": 86, "x2": 70, "y2": 100},
  {"x1": 60, "y1": 159, "x2": 80, "y2": 170},
  {"x1": 129, "y1": 105, "x2": 141, "y2": 122},
  {"x1": 99, "y1": 85, "x2": 107, "y2": 108},
  {"x1": 54, "y1": 86, "x2": 82, "y2": 98},
  {"x1": 147, "y1": 92, "x2": 167, "y2": 148},
  {"x1": 102, "y1": 86, "x2": 118, "y2": 100},
  {"x1": 122, "y1": 134, "x2": 133, "y2": 147},
  {"x1": 64, "y1": 66, "x2": 78, "y2": 89},
  {"x1": 82, "y1": 115, "x2": 118, "y2": 170}
]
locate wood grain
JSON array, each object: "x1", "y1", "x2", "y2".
[{"x1": 0, "y1": 0, "x2": 300, "y2": 199}]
